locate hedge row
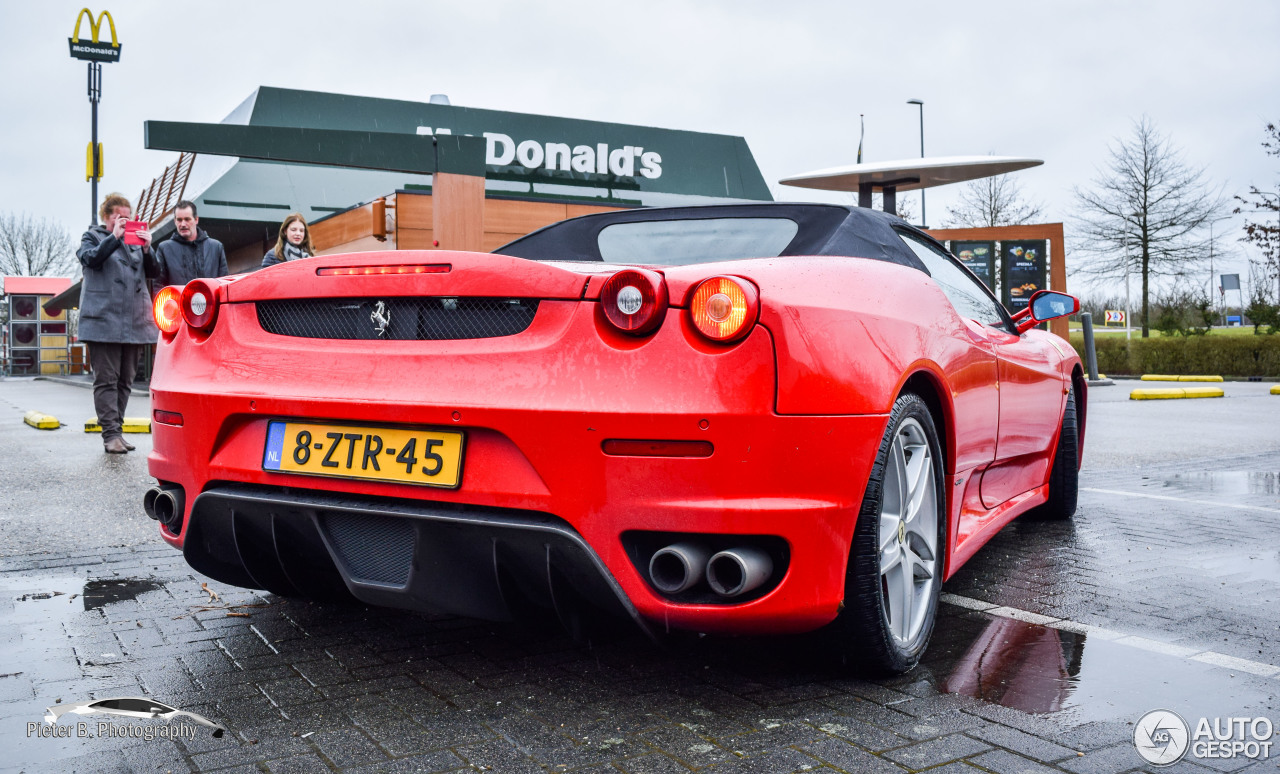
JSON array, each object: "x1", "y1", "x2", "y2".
[{"x1": 1068, "y1": 334, "x2": 1280, "y2": 377}]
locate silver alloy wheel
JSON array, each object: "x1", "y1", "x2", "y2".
[{"x1": 877, "y1": 416, "x2": 939, "y2": 645}]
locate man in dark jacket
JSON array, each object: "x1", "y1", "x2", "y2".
[
  {"x1": 154, "y1": 200, "x2": 228, "y2": 287},
  {"x1": 77, "y1": 193, "x2": 157, "y2": 454}
]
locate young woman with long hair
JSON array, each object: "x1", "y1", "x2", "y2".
[{"x1": 261, "y1": 213, "x2": 315, "y2": 267}]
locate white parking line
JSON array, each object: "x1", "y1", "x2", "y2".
[
  {"x1": 1081, "y1": 487, "x2": 1280, "y2": 515},
  {"x1": 939, "y1": 592, "x2": 1280, "y2": 680}
]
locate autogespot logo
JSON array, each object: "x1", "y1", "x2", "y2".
[
  {"x1": 1135, "y1": 710, "x2": 1190, "y2": 766},
  {"x1": 1135, "y1": 710, "x2": 1276, "y2": 766}
]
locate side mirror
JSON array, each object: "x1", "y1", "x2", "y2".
[{"x1": 1016, "y1": 290, "x2": 1079, "y2": 334}]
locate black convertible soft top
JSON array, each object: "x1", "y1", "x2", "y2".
[{"x1": 493, "y1": 203, "x2": 931, "y2": 271}]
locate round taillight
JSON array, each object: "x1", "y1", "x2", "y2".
[
  {"x1": 153, "y1": 286, "x2": 182, "y2": 334},
  {"x1": 688, "y1": 276, "x2": 759, "y2": 342},
  {"x1": 599, "y1": 269, "x2": 668, "y2": 335},
  {"x1": 182, "y1": 279, "x2": 219, "y2": 330}
]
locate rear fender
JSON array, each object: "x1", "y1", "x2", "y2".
[{"x1": 708, "y1": 257, "x2": 960, "y2": 416}]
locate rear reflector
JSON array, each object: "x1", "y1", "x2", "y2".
[
  {"x1": 317, "y1": 264, "x2": 451, "y2": 276},
  {"x1": 599, "y1": 268, "x2": 668, "y2": 335},
  {"x1": 602, "y1": 440, "x2": 714, "y2": 458},
  {"x1": 153, "y1": 410, "x2": 184, "y2": 426},
  {"x1": 181, "y1": 278, "x2": 222, "y2": 331}
]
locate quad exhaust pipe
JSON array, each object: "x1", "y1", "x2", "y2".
[
  {"x1": 706, "y1": 547, "x2": 773, "y2": 598},
  {"x1": 648, "y1": 542, "x2": 710, "y2": 594},
  {"x1": 144, "y1": 484, "x2": 186, "y2": 532},
  {"x1": 648, "y1": 541, "x2": 774, "y2": 599}
]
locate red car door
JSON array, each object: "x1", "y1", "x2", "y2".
[
  {"x1": 895, "y1": 232, "x2": 1003, "y2": 473},
  {"x1": 896, "y1": 231, "x2": 1063, "y2": 524},
  {"x1": 982, "y1": 330, "x2": 1066, "y2": 506}
]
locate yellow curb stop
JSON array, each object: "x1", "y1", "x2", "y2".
[
  {"x1": 1130, "y1": 387, "x2": 1225, "y2": 400},
  {"x1": 1272, "y1": 385, "x2": 1280, "y2": 395},
  {"x1": 84, "y1": 417, "x2": 152, "y2": 433},
  {"x1": 23, "y1": 411, "x2": 60, "y2": 430},
  {"x1": 1139, "y1": 374, "x2": 1223, "y2": 382}
]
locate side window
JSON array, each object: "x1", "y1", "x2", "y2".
[{"x1": 897, "y1": 231, "x2": 1007, "y2": 328}]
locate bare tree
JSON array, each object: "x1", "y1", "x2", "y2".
[
  {"x1": 944, "y1": 173, "x2": 1044, "y2": 228},
  {"x1": 1072, "y1": 117, "x2": 1226, "y2": 337},
  {"x1": 1233, "y1": 122, "x2": 1279, "y2": 303},
  {"x1": 0, "y1": 213, "x2": 78, "y2": 277},
  {"x1": 881, "y1": 192, "x2": 917, "y2": 225}
]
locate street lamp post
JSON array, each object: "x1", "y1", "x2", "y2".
[
  {"x1": 907, "y1": 99, "x2": 925, "y2": 228},
  {"x1": 1124, "y1": 228, "x2": 1131, "y2": 341},
  {"x1": 1205, "y1": 215, "x2": 1232, "y2": 327}
]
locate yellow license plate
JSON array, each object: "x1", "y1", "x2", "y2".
[{"x1": 263, "y1": 421, "x2": 464, "y2": 488}]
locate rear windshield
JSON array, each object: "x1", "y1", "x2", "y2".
[{"x1": 596, "y1": 218, "x2": 799, "y2": 265}]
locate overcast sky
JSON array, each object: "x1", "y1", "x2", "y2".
[{"x1": 2, "y1": 1, "x2": 1277, "y2": 296}]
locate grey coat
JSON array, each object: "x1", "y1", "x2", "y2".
[
  {"x1": 154, "y1": 228, "x2": 228, "y2": 287},
  {"x1": 76, "y1": 225, "x2": 158, "y2": 344}
]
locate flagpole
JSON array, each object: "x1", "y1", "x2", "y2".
[{"x1": 857, "y1": 114, "x2": 864, "y2": 165}]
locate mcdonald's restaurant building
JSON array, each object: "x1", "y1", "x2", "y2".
[{"x1": 134, "y1": 87, "x2": 774, "y2": 272}]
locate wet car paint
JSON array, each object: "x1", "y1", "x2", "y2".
[{"x1": 148, "y1": 247, "x2": 1082, "y2": 639}]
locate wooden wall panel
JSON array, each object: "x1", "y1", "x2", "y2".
[
  {"x1": 317, "y1": 235, "x2": 391, "y2": 257},
  {"x1": 296, "y1": 192, "x2": 624, "y2": 262},
  {"x1": 433, "y1": 173, "x2": 485, "y2": 252},
  {"x1": 396, "y1": 193, "x2": 432, "y2": 229},
  {"x1": 485, "y1": 200, "x2": 569, "y2": 235},
  {"x1": 396, "y1": 229, "x2": 436, "y2": 250},
  {"x1": 566, "y1": 203, "x2": 625, "y2": 219},
  {"x1": 483, "y1": 232, "x2": 518, "y2": 253},
  {"x1": 312, "y1": 202, "x2": 376, "y2": 252}
]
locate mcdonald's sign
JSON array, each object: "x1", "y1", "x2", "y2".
[{"x1": 68, "y1": 8, "x2": 121, "y2": 62}]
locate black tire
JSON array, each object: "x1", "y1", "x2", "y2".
[
  {"x1": 831, "y1": 392, "x2": 946, "y2": 674},
  {"x1": 1031, "y1": 387, "x2": 1079, "y2": 521}
]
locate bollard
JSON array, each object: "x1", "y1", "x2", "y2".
[{"x1": 1081, "y1": 312, "x2": 1100, "y2": 381}]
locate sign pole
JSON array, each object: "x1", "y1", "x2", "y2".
[
  {"x1": 69, "y1": 9, "x2": 121, "y2": 227},
  {"x1": 88, "y1": 61, "x2": 101, "y2": 227}
]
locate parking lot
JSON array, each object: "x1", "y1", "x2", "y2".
[{"x1": 1, "y1": 376, "x2": 1278, "y2": 774}]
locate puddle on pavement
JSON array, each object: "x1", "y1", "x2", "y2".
[
  {"x1": 0, "y1": 575, "x2": 85, "y2": 625},
  {"x1": 1193, "y1": 552, "x2": 1280, "y2": 585},
  {"x1": 1, "y1": 575, "x2": 165, "y2": 625},
  {"x1": 1, "y1": 575, "x2": 189, "y2": 768},
  {"x1": 81, "y1": 578, "x2": 163, "y2": 611},
  {"x1": 1155, "y1": 470, "x2": 1280, "y2": 497},
  {"x1": 4, "y1": 573, "x2": 1277, "y2": 734},
  {"x1": 921, "y1": 612, "x2": 1279, "y2": 723}
]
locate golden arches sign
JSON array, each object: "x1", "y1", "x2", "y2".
[
  {"x1": 71, "y1": 8, "x2": 118, "y2": 46},
  {"x1": 68, "y1": 8, "x2": 121, "y2": 62}
]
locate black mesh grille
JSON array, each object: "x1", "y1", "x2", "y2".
[
  {"x1": 319, "y1": 512, "x2": 415, "y2": 586},
  {"x1": 256, "y1": 298, "x2": 540, "y2": 340}
]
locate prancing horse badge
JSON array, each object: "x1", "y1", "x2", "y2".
[{"x1": 370, "y1": 301, "x2": 391, "y2": 338}]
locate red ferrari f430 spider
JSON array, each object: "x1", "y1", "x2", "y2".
[{"x1": 145, "y1": 203, "x2": 1084, "y2": 673}]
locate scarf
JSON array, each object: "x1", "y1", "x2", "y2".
[{"x1": 283, "y1": 242, "x2": 310, "y2": 262}]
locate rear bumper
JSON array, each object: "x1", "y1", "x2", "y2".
[
  {"x1": 149, "y1": 301, "x2": 890, "y2": 634},
  {"x1": 184, "y1": 484, "x2": 651, "y2": 636}
]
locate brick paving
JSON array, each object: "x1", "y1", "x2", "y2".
[
  {"x1": 2, "y1": 501, "x2": 1278, "y2": 774},
  {"x1": 2, "y1": 380, "x2": 1278, "y2": 773}
]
